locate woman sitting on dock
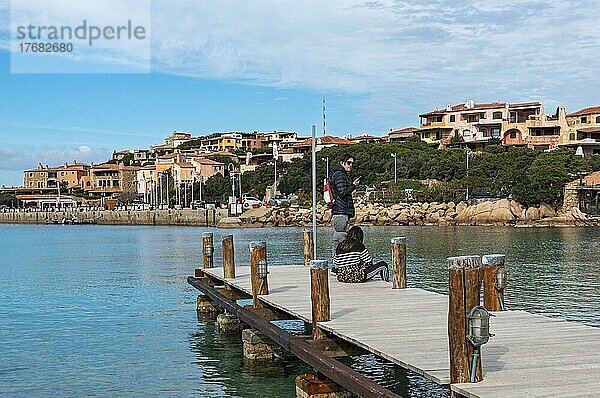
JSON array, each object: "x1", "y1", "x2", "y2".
[{"x1": 332, "y1": 226, "x2": 389, "y2": 283}]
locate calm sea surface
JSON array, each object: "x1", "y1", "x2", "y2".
[{"x1": 1, "y1": 224, "x2": 599, "y2": 397}]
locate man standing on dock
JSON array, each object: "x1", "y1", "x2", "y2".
[{"x1": 330, "y1": 154, "x2": 360, "y2": 256}]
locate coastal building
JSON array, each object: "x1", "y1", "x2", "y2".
[
  {"x1": 81, "y1": 163, "x2": 139, "y2": 196},
  {"x1": 112, "y1": 149, "x2": 149, "y2": 165},
  {"x1": 418, "y1": 100, "x2": 570, "y2": 151},
  {"x1": 136, "y1": 165, "x2": 156, "y2": 196},
  {"x1": 386, "y1": 127, "x2": 419, "y2": 142},
  {"x1": 350, "y1": 134, "x2": 384, "y2": 144},
  {"x1": 288, "y1": 135, "x2": 356, "y2": 156},
  {"x1": 165, "y1": 131, "x2": 193, "y2": 148},
  {"x1": 191, "y1": 158, "x2": 225, "y2": 180},
  {"x1": 23, "y1": 161, "x2": 90, "y2": 191},
  {"x1": 563, "y1": 106, "x2": 600, "y2": 155}
]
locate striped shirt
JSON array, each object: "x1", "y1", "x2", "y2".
[{"x1": 333, "y1": 240, "x2": 372, "y2": 268}]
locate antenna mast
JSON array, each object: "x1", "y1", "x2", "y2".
[{"x1": 322, "y1": 98, "x2": 327, "y2": 136}]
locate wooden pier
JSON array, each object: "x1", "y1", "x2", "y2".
[{"x1": 191, "y1": 264, "x2": 600, "y2": 398}]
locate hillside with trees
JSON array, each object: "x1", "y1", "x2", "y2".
[{"x1": 200, "y1": 137, "x2": 600, "y2": 207}]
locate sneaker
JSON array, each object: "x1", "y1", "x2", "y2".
[{"x1": 380, "y1": 268, "x2": 389, "y2": 282}]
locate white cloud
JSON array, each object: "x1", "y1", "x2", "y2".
[
  {"x1": 2, "y1": 0, "x2": 599, "y2": 127},
  {"x1": 0, "y1": 144, "x2": 110, "y2": 172}
]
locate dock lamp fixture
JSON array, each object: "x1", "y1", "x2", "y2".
[
  {"x1": 494, "y1": 266, "x2": 508, "y2": 310},
  {"x1": 467, "y1": 305, "x2": 494, "y2": 382},
  {"x1": 257, "y1": 258, "x2": 269, "y2": 294},
  {"x1": 204, "y1": 242, "x2": 214, "y2": 258}
]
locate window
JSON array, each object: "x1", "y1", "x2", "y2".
[
  {"x1": 449, "y1": 115, "x2": 456, "y2": 122},
  {"x1": 492, "y1": 128, "x2": 500, "y2": 138},
  {"x1": 468, "y1": 114, "x2": 478, "y2": 123},
  {"x1": 29, "y1": 182, "x2": 33, "y2": 187},
  {"x1": 482, "y1": 128, "x2": 490, "y2": 137},
  {"x1": 422, "y1": 132, "x2": 430, "y2": 138},
  {"x1": 581, "y1": 116, "x2": 588, "y2": 123},
  {"x1": 510, "y1": 131, "x2": 517, "y2": 139},
  {"x1": 29, "y1": 172, "x2": 33, "y2": 177},
  {"x1": 38, "y1": 182, "x2": 43, "y2": 188},
  {"x1": 596, "y1": 116, "x2": 600, "y2": 123},
  {"x1": 493, "y1": 111, "x2": 502, "y2": 120},
  {"x1": 462, "y1": 129, "x2": 471, "y2": 137},
  {"x1": 509, "y1": 112, "x2": 516, "y2": 123},
  {"x1": 570, "y1": 133, "x2": 575, "y2": 140}
]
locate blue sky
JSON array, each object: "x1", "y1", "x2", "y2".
[{"x1": 1, "y1": 0, "x2": 599, "y2": 186}]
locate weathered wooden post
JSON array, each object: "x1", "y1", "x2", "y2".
[
  {"x1": 222, "y1": 234, "x2": 235, "y2": 279},
  {"x1": 249, "y1": 241, "x2": 269, "y2": 308},
  {"x1": 447, "y1": 255, "x2": 483, "y2": 387},
  {"x1": 310, "y1": 259, "x2": 331, "y2": 340},
  {"x1": 390, "y1": 237, "x2": 407, "y2": 288},
  {"x1": 482, "y1": 254, "x2": 507, "y2": 311},
  {"x1": 303, "y1": 230, "x2": 314, "y2": 266},
  {"x1": 202, "y1": 232, "x2": 214, "y2": 269}
]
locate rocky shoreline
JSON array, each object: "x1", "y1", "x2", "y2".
[{"x1": 220, "y1": 199, "x2": 599, "y2": 228}]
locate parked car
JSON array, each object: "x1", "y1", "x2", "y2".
[
  {"x1": 242, "y1": 197, "x2": 263, "y2": 209},
  {"x1": 0, "y1": 205, "x2": 9, "y2": 211},
  {"x1": 268, "y1": 194, "x2": 290, "y2": 207},
  {"x1": 191, "y1": 200, "x2": 206, "y2": 209}
]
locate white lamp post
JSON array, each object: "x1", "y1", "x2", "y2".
[{"x1": 391, "y1": 153, "x2": 397, "y2": 183}]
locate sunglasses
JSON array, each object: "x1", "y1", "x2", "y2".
[{"x1": 346, "y1": 160, "x2": 354, "y2": 165}]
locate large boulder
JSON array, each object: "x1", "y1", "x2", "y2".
[
  {"x1": 525, "y1": 207, "x2": 540, "y2": 221},
  {"x1": 490, "y1": 207, "x2": 516, "y2": 223},
  {"x1": 538, "y1": 203, "x2": 556, "y2": 218},
  {"x1": 510, "y1": 200, "x2": 526, "y2": 220}
]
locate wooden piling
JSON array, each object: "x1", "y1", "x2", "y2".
[
  {"x1": 303, "y1": 230, "x2": 314, "y2": 267},
  {"x1": 482, "y1": 254, "x2": 506, "y2": 311},
  {"x1": 222, "y1": 234, "x2": 235, "y2": 279},
  {"x1": 447, "y1": 255, "x2": 483, "y2": 386},
  {"x1": 390, "y1": 237, "x2": 407, "y2": 288},
  {"x1": 202, "y1": 232, "x2": 214, "y2": 269},
  {"x1": 310, "y1": 260, "x2": 331, "y2": 340},
  {"x1": 250, "y1": 241, "x2": 269, "y2": 308}
]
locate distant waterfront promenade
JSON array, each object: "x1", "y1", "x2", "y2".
[
  {"x1": 2, "y1": 197, "x2": 598, "y2": 228},
  {"x1": 0, "y1": 208, "x2": 228, "y2": 227}
]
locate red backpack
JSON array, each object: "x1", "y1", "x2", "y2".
[{"x1": 323, "y1": 178, "x2": 335, "y2": 207}]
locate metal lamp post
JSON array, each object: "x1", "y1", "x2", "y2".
[
  {"x1": 391, "y1": 153, "x2": 397, "y2": 183},
  {"x1": 465, "y1": 148, "x2": 472, "y2": 200},
  {"x1": 158, "y1": 172, "x2": 163, "y2": 208},
  {"x1": 321, "y1": 157, "x2": 329, "y2": 178}
]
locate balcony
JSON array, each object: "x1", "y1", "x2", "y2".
[{"x1": 528, "y1": 135, "x2": 559, "y2": 144}]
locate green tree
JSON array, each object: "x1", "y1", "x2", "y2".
[{"x1": 203, "y1": 174, "x2": 231, "y2": 203}]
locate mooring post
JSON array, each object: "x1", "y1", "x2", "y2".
[
  {"x1": 482, "y1": 254, "x2": 507, "y2": 311},
  {"x1": 447, "y1": 255, "x2": 483, "y2": 386},
  {"x1": 303, "y1": 229, "x2": 314, "y2": 266},
  {"x1": 310, "y1": 259, "x2": 331, "y2": 340},
  {"x1": 202, "y1": 232, "x2": 214, "y2": 269},
  {"x1": 249, "y1": 241, "x2": 269, "y2": 308},
  {"x1": 222, "y1": 234, "x2": 235, "y2": 279},
  {"x1": 390, "y1": 237, "x2": 407, "y2": 288}
]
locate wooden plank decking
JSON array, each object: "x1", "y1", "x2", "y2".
[{"x1": 201, "y1": 265, "x2": 600, "y2": 398}]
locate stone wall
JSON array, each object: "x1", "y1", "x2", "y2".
[
  {"x1": 0, "y1": 208, "x2": 228, "y2": 227},
  {"x1": 227, "y1": 199, "x2": 598, "y2": 228}
]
